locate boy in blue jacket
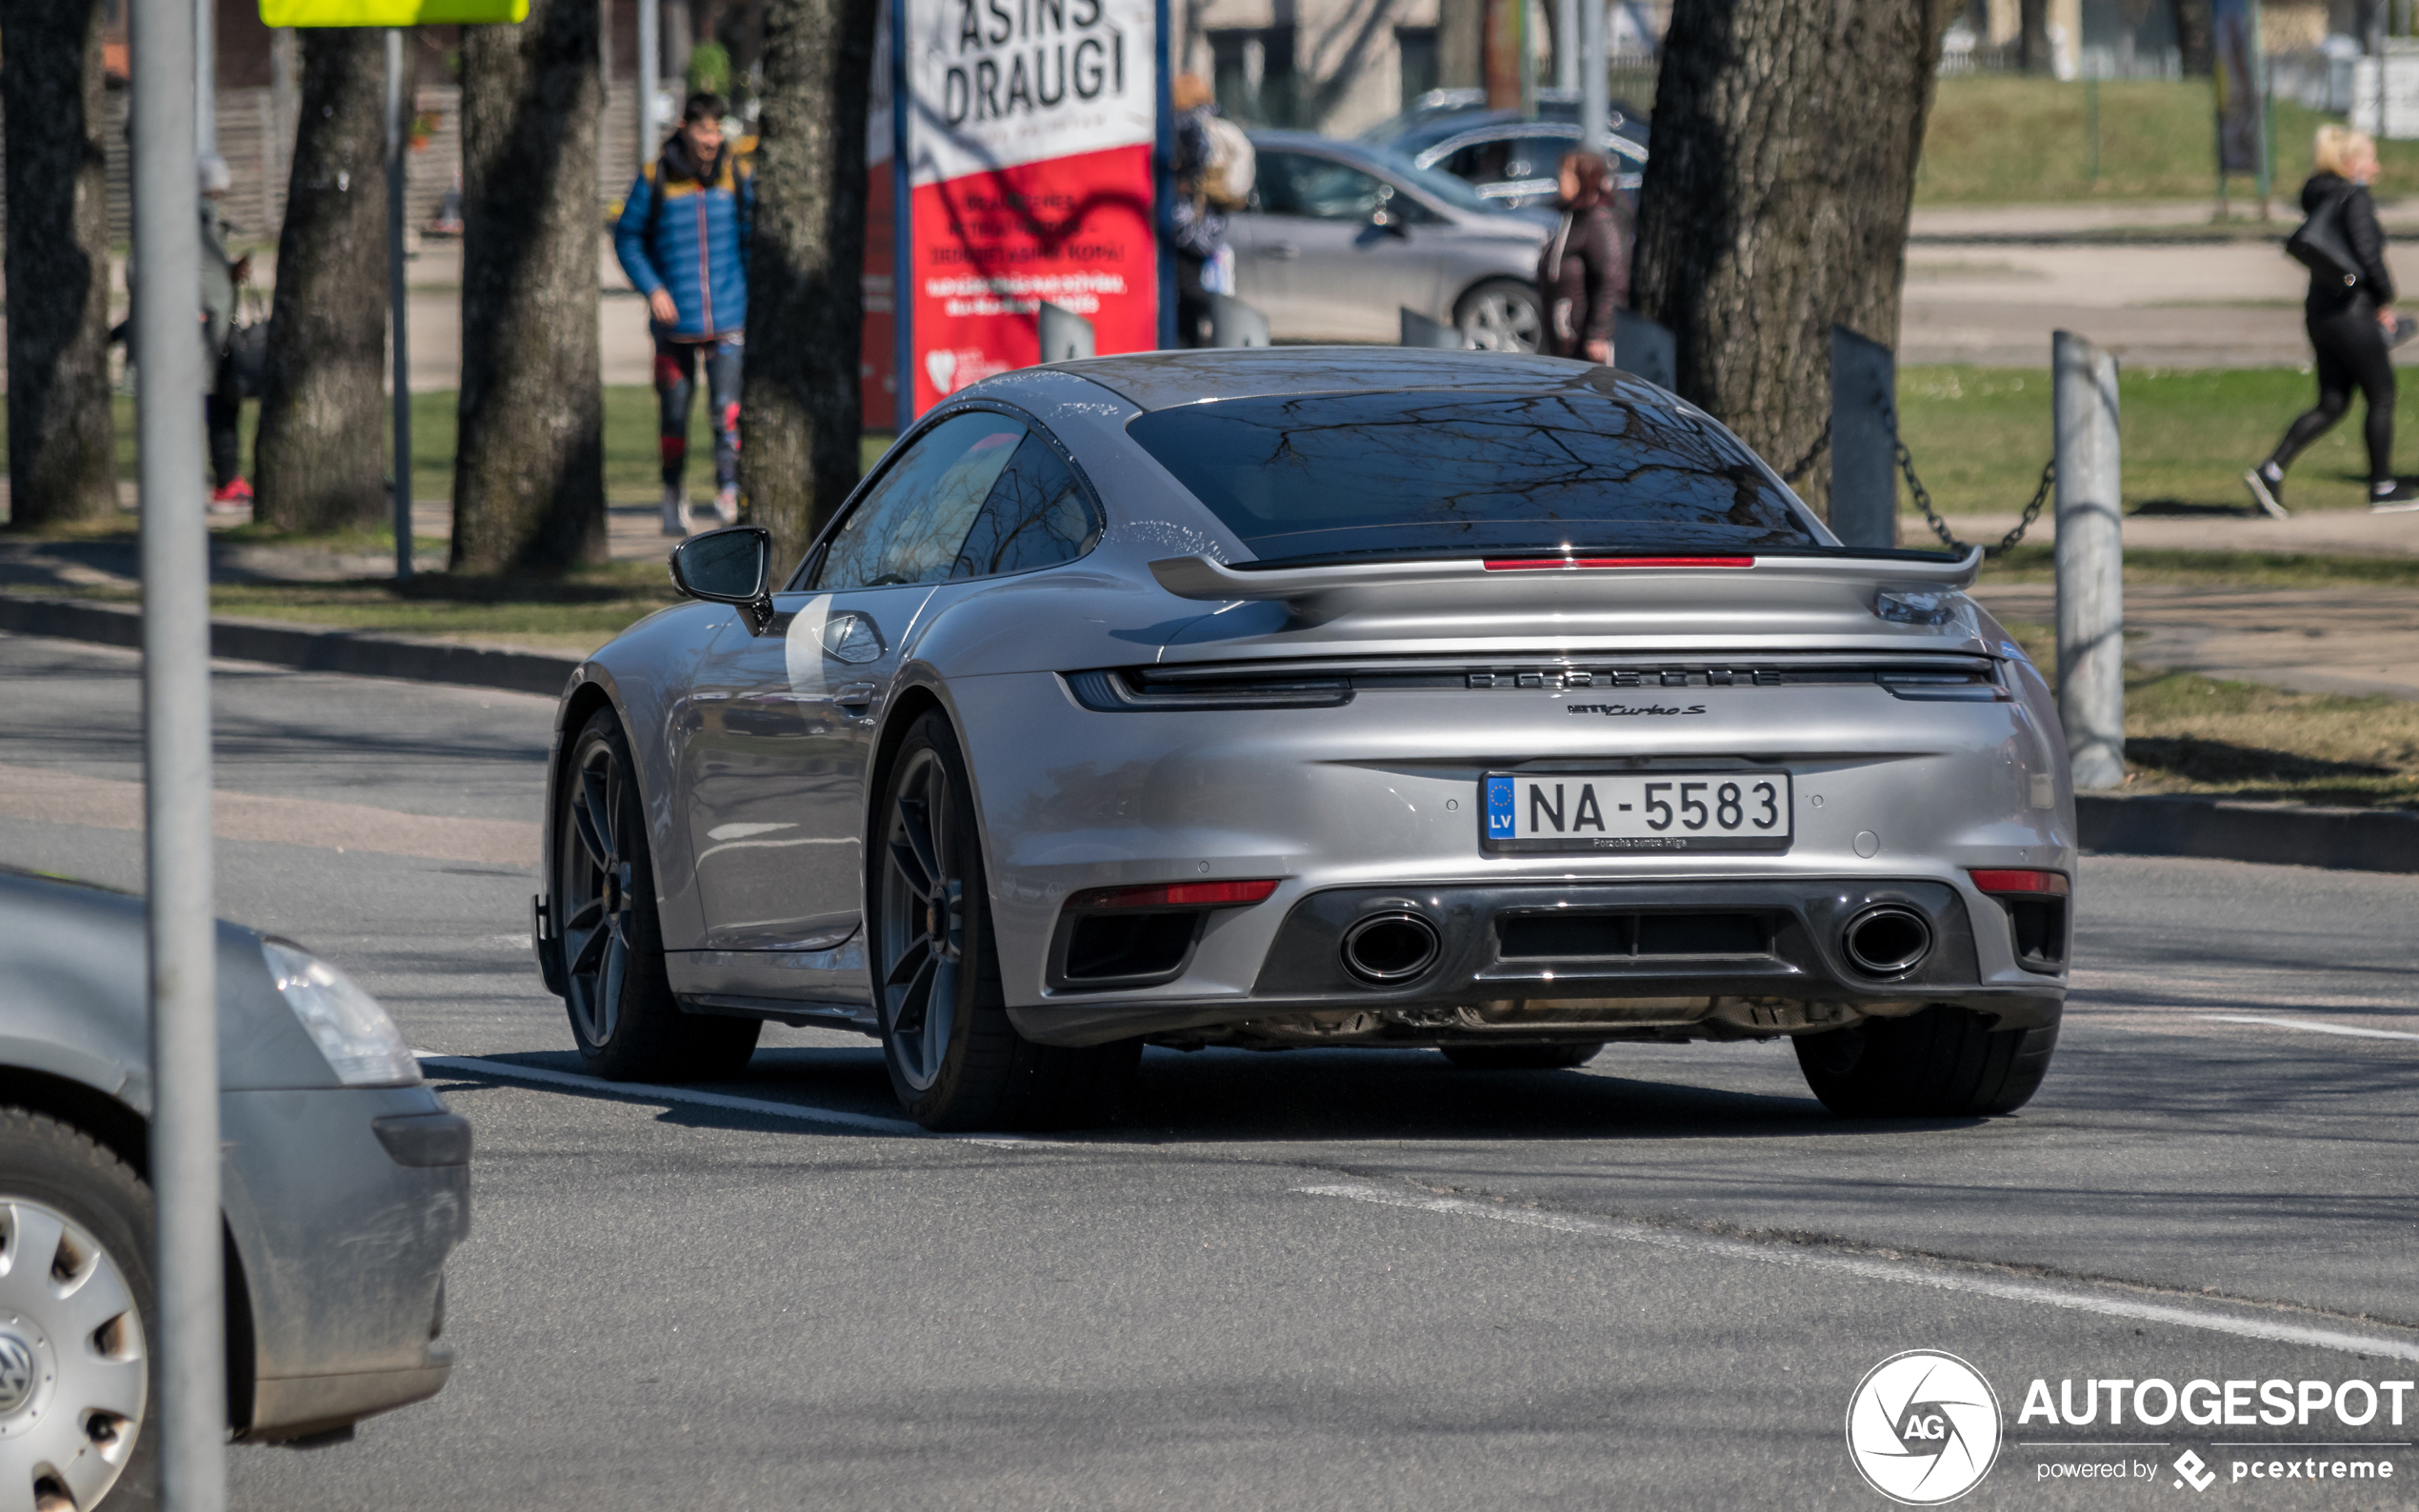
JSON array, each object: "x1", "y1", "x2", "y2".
[{"x1": 615, "y1": 92, "x2": 752, "y2": 534}]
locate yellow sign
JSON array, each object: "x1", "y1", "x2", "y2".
[{"x1": 259, "y1": 0, "x2": 529, "y2": 24}]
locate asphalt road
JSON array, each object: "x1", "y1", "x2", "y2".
[{"x1": 4, "y1": 630, "x2": 2417, "y2": 1511}]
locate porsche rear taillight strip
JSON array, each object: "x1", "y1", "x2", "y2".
[
  {"x1": 1482, "y1": 556, "x2": 1756, "y2": 571},
  {"x1": 1969, "y1": 869, "x2": 2069, "y2": 896},
  {"x1": 1067, "y1": 879, "x2": 1282, "y2": 910}
]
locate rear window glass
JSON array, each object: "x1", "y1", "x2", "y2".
[{"x1": 1124, "y1": 384, "x2": 1820, "y2": 566}]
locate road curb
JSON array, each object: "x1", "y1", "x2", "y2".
[
  {"x1": 2078, "y1": 793, "x2": 2418, "y2": 874},
  {"x1": 0, "y1": 593, "x2": 577, "y2": 697}
]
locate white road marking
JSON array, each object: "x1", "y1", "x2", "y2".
[
  {"x1": 2197, "y1": 1014, "x2": 2419, "y2": 1043},
  {"x1": 1298, "y1": 1182, "x2": 2419, "y2": 1363}
]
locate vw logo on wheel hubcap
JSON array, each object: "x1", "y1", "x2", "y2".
[{"x1": 0, "y1": 1330, "x2": 39, "y2": 1416}]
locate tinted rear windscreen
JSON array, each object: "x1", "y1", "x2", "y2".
[{"x1": 1125, "y1": 385, "x2": 1820, "y2": 565}]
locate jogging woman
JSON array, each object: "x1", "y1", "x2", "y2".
[{"x1": 2247, "y1": 126, "x2": 2419, "y2": 515}]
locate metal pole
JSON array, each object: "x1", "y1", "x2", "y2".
[
  {"x1": 193, "y1": 0, "x2": 215, "y2": 156},
  {"x1": 2052, "y1": 330, "x2": 2125, "y2": 791},
  {"x1": 1554, "y1": 0, "x2": 1579, "y2": 91},
  {"x1": 638, "y1": 0, "x2": 660, "y2": 177},
  {"x1": 388, "y1": 30, "x2": 412, "y2": 583},
  {"x1": 131, "y1": 0, "x2": 227, "y2": 1504},
  {"x1": 1580, "y1": 0, "x2": 1607, "y2": 155}
]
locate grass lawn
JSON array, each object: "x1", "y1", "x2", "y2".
[
  {"x1": 1993, "y1": 618, "x2": 2419, "y2": 806},
  {"x1": 1897, "y1": 364, "x2": 2406, "y2": 518},
  {"x1": 1918, "y1": 75, "x2": 2419, "y2": 204}
]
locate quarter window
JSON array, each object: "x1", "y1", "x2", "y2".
[{"x1": 950, "y1": 436, "x2": 1102, "y2": 579}]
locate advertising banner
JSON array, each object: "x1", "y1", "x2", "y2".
[{"x1": 865, "y1": 0, "x2": 1163, "y2": 426}]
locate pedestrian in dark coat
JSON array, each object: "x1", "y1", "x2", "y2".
[
  {"x1": 1536, "y1": 149, "x2": 1626, "y2": 363},
  {"x1": 2248, "y1": 126, "x2": 2419, "y2": 514}
]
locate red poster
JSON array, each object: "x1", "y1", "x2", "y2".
[
  {"x1": 908, "y1": 144, "x2": 1155, "y2": 410},
  {"x1": 861, "y1": 0, "x2": 1160, "y2": 425}
]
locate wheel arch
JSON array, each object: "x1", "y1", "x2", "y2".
[{"x1": 0, "y1": 1079, "x2": 262, "y2": 1434}]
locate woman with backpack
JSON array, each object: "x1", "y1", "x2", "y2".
[
  {"x1": 1536, "y1": 150, "x2": 1626, "y2": 364},
  {"x1": 2246, "y1": 126, "x2": 2419, "y2": 515}
]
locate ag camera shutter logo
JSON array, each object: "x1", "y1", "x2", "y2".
[{"x1": 1846, "y1": 1350, "x2": 2004, "y2": 1504}]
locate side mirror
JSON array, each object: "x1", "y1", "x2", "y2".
[
  {"x1": 1371, "y1": 207, "x2": 1410, "y2": 238},
  {"x1": 670, "y1": 526, "x2": 775, "y2": 632}
]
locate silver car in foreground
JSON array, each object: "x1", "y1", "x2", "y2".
[
  {"x1": 535, "y1": 348, "x2": 2071, "y2": 1130},
  {"x1": 0, "y1": 869, "x2": 468, "y2": 1508},
  {"x1": 1231, "y1": 132, "x2": 1549, "y2": 348}
]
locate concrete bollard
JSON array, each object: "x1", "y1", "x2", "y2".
[
  {"x1": 1210, "y1": 294, "x2": 1269, "y2": 348},
  {"x1": 1828, "y1": 325, "x2": 1897, "y2": 549},
  {"x1": 2052, "y1": 329, "x2": 2126, "y2": 790},
  {"x1": 1037, "y1": 302, "x2": 1095, "y2": 363},
  {"x1": 1401, "y1": 308, "x2": 1461, "y2": 348}
]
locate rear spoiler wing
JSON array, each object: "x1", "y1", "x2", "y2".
[{"x1": 1148, "y1": 548, "x2": 1984, "y2": 610}]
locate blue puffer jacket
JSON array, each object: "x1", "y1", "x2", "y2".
[{"x1": 615, "y1": 142, "x2": 753, "y2": 340}]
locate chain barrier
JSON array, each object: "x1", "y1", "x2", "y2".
[
  {"x1": 1779, "y1": 418, "x2": 1830, "y2": 487},
  {"x1": 1778, "y1": 403, "x2": 2051, "y2": 556}
]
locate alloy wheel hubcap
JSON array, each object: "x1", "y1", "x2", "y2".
[
  {"x1": 0, "y1": 1199, "x2": 146, "y2": 1510},
  {"x1": 562, "y1": 743, "x2": 635, "y2": 1047},
  {"x1": 880, "y1": 749, "x2": 965, "y2": 1092}
]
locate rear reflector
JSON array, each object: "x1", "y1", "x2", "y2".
[
  {"x1": 1483, "y1": 556, "x2": 1755, "y2": 571},
  {"x1": 1968, "y1": 868, "x2": 2070, "y2": 896},
  {"x1": 1068, "y1": 878, "x2": 1282, "y2": 911}
]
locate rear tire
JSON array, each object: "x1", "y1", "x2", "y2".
[
  {"x1": 871, "y1": 711, "x2": 1140, "y2": 1130},
  {"x1": 1793, "y1": 1007, "x2": 2059, "y2": 1118},
  {"x1": 555, "y1": 708, "x2": 761, "y2": 1082},
  {"x1": 0, "y1": 1108, "x2": 155, "y2": 1512},
  {"x1": 1454, "y1": 279, "x2": 1542, "y2": 352},
  {"x1": 1439, "y1": 1043, "x2": 1602, "y2": 1070}
]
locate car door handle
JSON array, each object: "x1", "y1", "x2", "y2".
[
  {"x1": 833, "y1": 682, "x2": 878, "y2": 712},
  {"x1": 1263, "y1": 243, "x2": 1299, "y2": 260}
]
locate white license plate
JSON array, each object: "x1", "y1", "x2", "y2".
[{"x1": 1483, "y1": 771, "x2": 1792, "y2": 852}]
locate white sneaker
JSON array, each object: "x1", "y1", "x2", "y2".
[
  {"x1": 2242, "y1": 466, "x2": 2289, "y2": 519},
  {"x1": 660, "y1": 486, "x2": 687, "y2": 536},
  {"x1": 713, "y1": 485, "x2": 739, "y2": 527}
]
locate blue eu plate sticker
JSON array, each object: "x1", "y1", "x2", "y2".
[{"x1": 1485, "y1": 775, "x2": 1515, "y2": 838}]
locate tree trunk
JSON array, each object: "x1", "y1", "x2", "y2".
[
  {"x1": 1630, "y1": 0, "x2": 1952, "y2": 520},
  {"x1": 2173, "y1": 0, "x2": 2212, "y2": 77},
  {"x1": 453, "y1": 0, "x2": 607, "y2": 574},
  {"x1": 0, "y1": 0, "x2": 116, "y2": 530},
  {"x1": 740, "y1": 0, "x2": 878, "y2": 568},
  {"x1": 254, "y1": 30, "x2": 390, "y2": 533},
  {"x1": 2019, "y1": 0, "x2": 2051, "y2": 71}
]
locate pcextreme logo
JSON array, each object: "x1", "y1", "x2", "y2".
[{"x1": 1847, "y1": 1350, "x2": 2006, "y2": 1505}]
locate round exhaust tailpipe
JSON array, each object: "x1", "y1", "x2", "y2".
[
  {"x1": 1340, "y1": 912, "x2": 1441, "y2": 985},
  {"x1": 1841, "y1": 905, "x2": 1933, "y2": 977}
]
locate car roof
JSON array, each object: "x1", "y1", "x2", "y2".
[{"x1": 1039, "y1": 347, "x2": 1617, "y2": 413}]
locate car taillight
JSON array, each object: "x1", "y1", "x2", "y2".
[
  {"x1": 1482, "y1": 556, "x2": 1754, "y2": 570},
  {"x1": 1968, "y1": 869, "x2": 2069, "y2": 896},
  {"x1": 1067, "y1": 878, "x2": 1282, "y2": 910}
]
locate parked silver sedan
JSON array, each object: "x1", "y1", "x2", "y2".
[
  {"x1": 1231, "y1": 131, "x2": 1550, "y2": 348},
  {"x1": 535, "y1": 348, "x2": 2072, "y2": 1133},
  {"x1": 0, "y1": 868, "x2": 468, "y2": 1508}
]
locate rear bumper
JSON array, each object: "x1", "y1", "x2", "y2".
[{"x1": 1007, "y1": 877, "x2": 2066, "y2": 1047}]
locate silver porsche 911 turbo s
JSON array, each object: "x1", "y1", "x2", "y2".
[{"x1": 533, "y1": 348, "x2": 2071, "y2": 1130}]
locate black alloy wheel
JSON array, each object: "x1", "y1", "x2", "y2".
[
  {"x1": 1439, "y1": 1043, "x2": 1603, "y2": 1070},
  {"x1": 556, "y1": 709, "x2": 759, "y2": 1082},
  {"x1": 1793, "y1": 1006, "x2": 2059, "y2": 1118},
  {"x1": 872, "y1": 711, "x2": 1139, "y2": 1130}
]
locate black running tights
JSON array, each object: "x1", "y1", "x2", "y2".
[{"x1": 2268, "y1": 301, "x2": 2397, "y2": 485}]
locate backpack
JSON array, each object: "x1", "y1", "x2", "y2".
[{"x1": 1199, "y1": 116, "x2": 1255, "y2": 210}]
